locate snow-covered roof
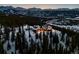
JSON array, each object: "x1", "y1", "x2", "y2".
[
  {"x1": 70, "y1": 17, "x2": 79, "y2": 20},
  {"x1": 75, "y1": 17, "x2": 79, "y2": 18}
]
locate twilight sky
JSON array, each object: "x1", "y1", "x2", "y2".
[{"x1": 0, "y1": 4, "x2": 79, "y2": 9}]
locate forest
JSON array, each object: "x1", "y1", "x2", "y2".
[{"x1": 0, "y1": 12, "x2": 78, "y2": 54}]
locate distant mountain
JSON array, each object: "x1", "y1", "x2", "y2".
[
  {"x1": 0, "y1": 6, "x2": 28, "y2": 15},
  {"x1": 0, "y1": 6, "x2": 79, "y2": 18}
]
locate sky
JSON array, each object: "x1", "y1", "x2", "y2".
[{"x1": 0, "y1": 4, "x2": 79, "y2": 9}]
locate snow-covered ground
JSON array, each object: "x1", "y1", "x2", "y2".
[
  {"x1": 58, "y1": 25, "x2": 79, "y2": 32},
  {"x1": 47, "y1": 20, "x2": 79, "y2": 33},
  {"x1": 47, "y1": 19, "x2": 79, "y2": 33}
]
